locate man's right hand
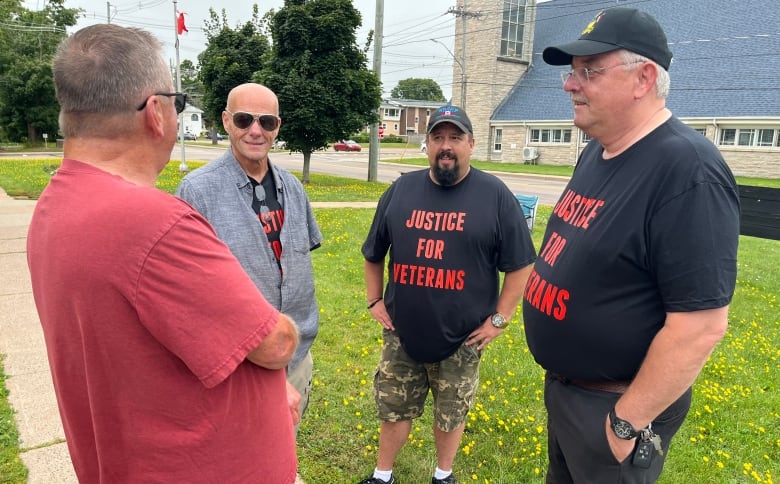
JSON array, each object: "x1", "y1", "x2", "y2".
[
  {"x1": 369, "y1": 299, "x2": 395, "y2": 331},
  {"x1": 246, "y1": 313, "x2": 299, "y2": 369}
]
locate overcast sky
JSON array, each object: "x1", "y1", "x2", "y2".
[{"x1": 23, "y1": 0, "x2": 462, "y2": 99}]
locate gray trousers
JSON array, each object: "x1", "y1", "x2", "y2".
[{"x1": 544, "y1": 372, "x2": 691, "y2": 484}]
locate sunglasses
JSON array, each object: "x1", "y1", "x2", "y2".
[
  {"x1": 226, "y1": 110, "x2": 281, "y2": 131},
  {"x1": 136, "y1": 92, "x2": 187, "y2": 115}
]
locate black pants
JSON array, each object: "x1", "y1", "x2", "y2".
[{"x1": 544, "y1": 373, "x2": 691, "y2": 484}]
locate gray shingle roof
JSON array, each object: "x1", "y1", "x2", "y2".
[{"x1": 493, "y1": 0, "x2": 780, "y2": 121}]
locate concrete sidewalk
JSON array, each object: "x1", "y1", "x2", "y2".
[
  {"x1": 0, "y1": 189, "x2": 77, "y2": 483},
  {"x1": 0, "y1": 187, "x2": 374, "y2": 482}
]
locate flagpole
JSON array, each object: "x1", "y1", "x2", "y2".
[{"x1": 174, "y1": 0, "x2": 187, "y2": 172}]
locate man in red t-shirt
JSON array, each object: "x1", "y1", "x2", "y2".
[{"x1": 27, "y1": 24, "x2": 300, "y2": 483}]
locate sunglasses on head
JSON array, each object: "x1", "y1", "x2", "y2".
[
  {"x1": 226, "y1": 110, "x2": 281, "y2": 131},
  {"x1": 136, "y1": 92, "x2": 187, "y2": 114}
]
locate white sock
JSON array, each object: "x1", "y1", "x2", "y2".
[
  {"x1": 373, "y1": 468, "x2": 393, "y2": 482},
  {"x1": 434, "y1": 467, "x2": 452, "y2": 479}
]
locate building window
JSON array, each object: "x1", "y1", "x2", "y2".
[
  {"x1": 692, "y1": 127, "x2": 707, "y2": 137},
  {"x1": 190, "y1": 114, "x2": 199, "y2": 121},
  {"x1": 579, "y1": 131, "x2": 592, "y2": 144},
  {"x1": 719, "y1": 128, "x2": 779, "y2": 147},
  {"x1": 384, "y1": 108, "x2": 400, "y2": 118},
  {"x1": 757, "y1": 129, "x2": 775, "y2": 146},
  {"x1": 501, "y1": 0, "x2": 527, "y2": 58},
  {"x1": 530, "y1": 128, "x2": 571, "y2": 144},
  {"x1": 493, "y1": 128, "x2": 503, "y2": 152}
]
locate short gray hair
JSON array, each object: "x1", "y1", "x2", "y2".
[
  {"x1": 619, "y1": 50, "x2": 670, "y2": 99},
  {"x1": 53, "y1": 24, "x2": 172, "y2": 137}
]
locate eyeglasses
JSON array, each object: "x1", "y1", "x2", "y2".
[
  {"x1": 226, "y1": 110, "x2": 281, "y2": 131},
  {"x1": 560, "y1": 60, "x2": 645, "y2": 85},
  {"x1": 136, "y1": 92, "x2": 187, "y2": 114}
]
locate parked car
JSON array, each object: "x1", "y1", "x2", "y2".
[
  {"x1": 333, "y1": 140, "x2": 362, "y2": 152},
  {"x1": 420, "y1": 140, "x2": 427, "y2": 153},
  {"x1": 273, "y1": 139, "x2": 287, "y2": 150},
  {"x1": 207, "y1": 132, "x2": 223, "y2": 141},
  {"x1": 180, "y1": 132, "x2": 197, "y2": 141}
]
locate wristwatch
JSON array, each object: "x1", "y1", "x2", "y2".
[
  {"x1": 609, "y1": 408, "x2": 639, "y2": 440},
  {"x1": 490, "y1": 312, "x2": 509, "y2": 329}
]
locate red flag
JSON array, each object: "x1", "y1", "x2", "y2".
[{"x1": 177, "y1": 11, "x2": 188, "y2": 35}]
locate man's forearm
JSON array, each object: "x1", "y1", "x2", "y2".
[
  {"x1": 496, "y1": 265, "x2": 533, "y2": 317},
  {"x1": 364, "y1": 259, "x2": 385, "y2": 301},
  {"x1": 614, "y1": 306, "x2": 729, "y2": 428}
]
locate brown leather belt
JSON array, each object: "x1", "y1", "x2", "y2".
[{"x1": 549, "y1": 372, "x2": 630, "y2": 394}]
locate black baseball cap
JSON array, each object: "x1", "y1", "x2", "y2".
[
  {"x1": 543, "y1": 7, "x2": 673, "y2": 70},
  {"x1": 426, "y1": 105, "x2": 473, "y2": 135}
]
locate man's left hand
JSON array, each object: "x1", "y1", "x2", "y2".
[
  {"x1": 465, "y1": 319, "x2": 504, "y2": 350},
  {"x1": 286, "y1": 381, "x2": 302, "y2": 425}
]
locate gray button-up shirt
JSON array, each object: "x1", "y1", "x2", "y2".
[{"x1": 176, "y1": 148, "x2": 322, "y2": 370}]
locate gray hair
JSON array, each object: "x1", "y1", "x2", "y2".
[
  {"x1": 619, "y1": 50, "x2": 670, "y2": 99},
  {"x1": 53, "y1": 24, "x2": 172, "y2": 137}
]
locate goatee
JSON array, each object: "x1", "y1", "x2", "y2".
[{"x1": 432, "y1": 152, "x2": 460, "y2": 186}]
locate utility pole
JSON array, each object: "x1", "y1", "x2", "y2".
[
  {"x1": 460, "y1": 0, "x2": 467, "y2": 109},
  {"x1": 106, "y1": 2, "x2": 111, "y2": 23},
  {"x1": 368, "y1": 0, "x2": 383, "y2": 182},
  {"x1": 446, "y1": 2, "x2": 480, "y2": 109},
  {"x1": 173, "y1": 0, "x2": 187, "y2": 172}
]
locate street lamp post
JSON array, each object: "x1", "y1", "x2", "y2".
[{"x1": 431, "y1": 38, "x2": 466, "y2": 109}]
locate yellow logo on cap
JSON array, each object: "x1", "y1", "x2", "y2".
[{"x1": 581, "y1": 11, "x2": 605, "y2": 36}]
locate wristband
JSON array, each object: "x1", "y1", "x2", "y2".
[{"x1": 367, "y1": 297, "x2": 382, "y2": 309}]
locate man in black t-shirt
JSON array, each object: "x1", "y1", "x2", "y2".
[
  {"x1": 524, "y1": 8, "x2": 740, "y2": 482},
  {"x1": 359, "y1": 106, "x2": 537, "y2": 484}
]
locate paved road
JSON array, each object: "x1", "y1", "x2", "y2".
[{"x1": 176, "y1": 144, "x2": 569, "y2": 206}]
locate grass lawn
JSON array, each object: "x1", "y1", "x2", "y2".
[{"x1": 0, "y1": 158, "x2": 777, "y2": 483}]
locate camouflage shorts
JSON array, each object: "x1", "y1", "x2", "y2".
[{"x1": 373, "y1": 329, "x2": 481, "y2": 432}]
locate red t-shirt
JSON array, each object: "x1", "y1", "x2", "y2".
[{"x1": 27, "y1": 159, "x2": 297, "y2": 483}]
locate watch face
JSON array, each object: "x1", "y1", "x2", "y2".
[
  {"x1": 491, "y1": 313, "x2": 508, "y2": 329},
  {"x1": 614, "y1": 421, "x2": 635, "y2": 439},
  {"x1": 610, "y1": 409, "x2": 637, "y2": 439}
]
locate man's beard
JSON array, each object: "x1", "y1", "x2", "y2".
[{"x1": 432, "y1": 152, "x2": 460, "y2": 186}]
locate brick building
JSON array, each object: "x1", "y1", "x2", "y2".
[{"x1": 445, "y1": 0, "x2": 780, "y2": 177}]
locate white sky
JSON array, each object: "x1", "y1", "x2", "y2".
[{"x1": 24, "y1": 0, "x2": 461, "y2": 99}]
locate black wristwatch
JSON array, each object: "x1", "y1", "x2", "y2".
[
  {"x1": 490, "y1": 312, "x2": 509, "y2": 329},
  {"x1": 609, "y1": 408, "x2": 638, "y2": 440}
]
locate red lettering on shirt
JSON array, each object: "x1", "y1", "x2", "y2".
[
  {"x1": 539, "y1": 232, "x2": 567, "y2": 267},
  {"x1": 392, "y1": 263, "x2": 465, "y2": 290},
  {"x1": 524, "y1": 269, "x2": 569, "y2": 320},
  {"x1": 553, "y1": 189, "x2": 604, "y2": 229},
  {"x1": 404, "y1": 210, "x2": 466, "y2": 231}
]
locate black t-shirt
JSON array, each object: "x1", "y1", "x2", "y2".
[
  {"x1": 362, "y1": 168, "x2": 537, "y2": 362},
  {"x1": 250, "y1": 173, "x2": 284, "y2": 266},
  {"x1": 523, "y1": 117, "x2": 740, "y2": 381}
]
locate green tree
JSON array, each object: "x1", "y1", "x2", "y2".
[
  {"x1": 198, "y1": 6, "x2": 270, "y2": 142},
  {"x1": 390, "y1": 78, "x2": 446, "y2": 102},
  {"x1": 178, "y1": 59, "x2": 203, "y2": 107},
  {"x1": 256, "y1": 0, "x2": 381, "y2": 183},
  {"x1": 0, "y1": 0, "x2": 80, "y2": 143}
]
